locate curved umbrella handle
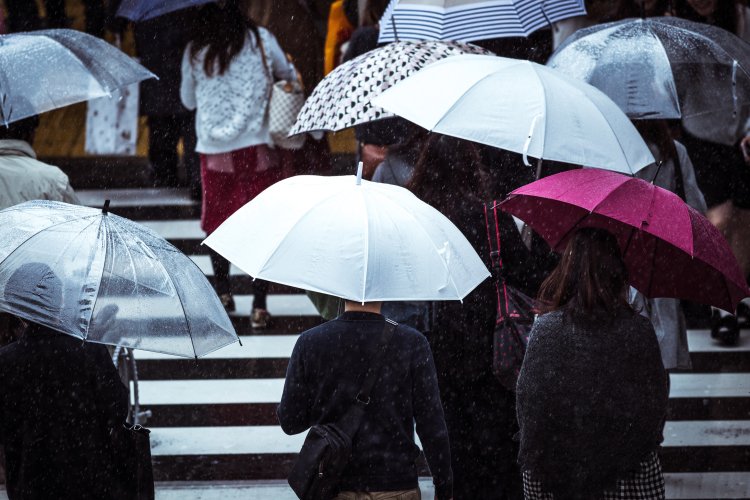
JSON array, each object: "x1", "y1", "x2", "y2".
[{"x1": 523, "y1": 114, "x2": 542, "y2": 167}]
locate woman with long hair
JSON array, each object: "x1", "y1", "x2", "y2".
[
  {"x1": 517, "y1": 228, "x2": 669, "y2": 499},
  {"x1": 181, "y1": 0, "x2": 296, "y2": 328},
  {"x1": 407, "y1": 134, "x2": 553, "y2": 499}
]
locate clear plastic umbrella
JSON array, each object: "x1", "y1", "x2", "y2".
[
  {"x1": 0, "y1": 200, "x2": 238, "y2": 358},
  {"x1": 548, "y1": 17, "x2": 750, "y2": 145},
  {"x1": 0, "y1": 29, "x2": 155, "y2": 124}
]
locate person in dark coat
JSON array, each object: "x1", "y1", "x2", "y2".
[
  {"x1": 517, "y1": 228, "x2": 669, "y2": 499},
  {"x1": 134, "y1": 8, "x2": 201, "y2": 195},
  {"x1": 278, "y1": 300, "x2": 453, "y2": 499},
  {"x1": 0, "y1": 263, "x2": 130, "y2": 500},
  {"x1": 407, "y1": 134, "x2": 553, "y2": 499}
]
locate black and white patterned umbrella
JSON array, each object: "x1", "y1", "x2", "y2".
[{"x1": 289, "y1": 40, "x2": 490, "y2": 135}]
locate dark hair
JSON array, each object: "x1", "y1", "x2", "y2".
[
  {"x1": 361, "y1": 0, "x2": 391, "y2": 26},
  {"x1": 189, "y1": 0, "x2": 262, "y2": 77},
  {"x1": 633, "y1": 119, "x2": 677, "y2": 164},
  {"x1": 406, "y1": 134, "x2": 489, "y2": 217},
  {"x1": 674, "y1": 0, "x2": 741, "y2": 34},
  {"x1": 538, "y1": 228, "x2": 630, "y2": 316},
  {"x1": 0, "y1": 115, "x2": 40, "y2": 143}
]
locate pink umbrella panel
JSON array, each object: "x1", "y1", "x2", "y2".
[{"x1": 499, "y1": 169, "x2": 749, "y2": 313}]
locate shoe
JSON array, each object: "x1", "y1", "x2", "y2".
[
  {"x1": 219, "y1": 293, "x2": 235, "y2": 313},
  {"x1": 251, "y1": 308, "x2": 270, "y2": 329},
  {"x1": 710, "y1": 314, "x2": 740, "y2": 346}
]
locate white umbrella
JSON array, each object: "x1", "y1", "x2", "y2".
[
  {"x1": 373, "y1": 54, "x2": 655, "y2": 174},
  {"x1": 203, "y1": 167, "x2": 490, "y2": 302}
]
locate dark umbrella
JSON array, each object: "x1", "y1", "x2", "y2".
[{"x1": 116, "y1": 0, "x2": 215, "y2": 22}]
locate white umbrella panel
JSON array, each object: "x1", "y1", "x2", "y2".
[
  {"x1": 373, "y1": 54, "x2": 655, "y2": 174},
  {"x1": 203, "y1": 172, "x2": 490, "y2": 303}
]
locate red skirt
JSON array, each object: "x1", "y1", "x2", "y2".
[{"x1": 200, "y1": 145, "x2": 282, "y2": 235}]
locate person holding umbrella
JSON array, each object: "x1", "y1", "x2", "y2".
[
  {"x1": 517, "y1": 228, "x2": 669, "y2": 499},
  {"x1": 180, "y1": 0, "x2": 296, "y2": 326},
  {"x1": 0, "y1": 263, "x2": 131, "y2": 499}
]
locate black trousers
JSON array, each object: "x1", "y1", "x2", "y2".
[
  {"x1": 147, "y1": 114, "x2": 200, "y2": 190},
  {"x1": 5, "y1": 0, "x2": 66, "y2": 31},
  {"x1": 209, "y1": 250, "x2": 268, "y2": 310}
]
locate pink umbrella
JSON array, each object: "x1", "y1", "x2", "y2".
[{"x1": 500, "y1": 169, "x2": 750, "y2": 312}]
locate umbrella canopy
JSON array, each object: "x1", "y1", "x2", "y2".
[
  {"x1": 289, "y1": 40, "x2": 489, "y2": 135},
  {"x1": 373, "y1": 54, "x2": 655, "y2": 173},
  {"x1": 499, "y1": 169, "x2": 750, "y2": 312},
  {"x1": 0, "y1": 200, "x2": 238, "y2": 358},
  {"x1": 0, "y1": 29, "x2": 155, "y2": 125},
  {"x1": 548, "y1": 17, "x2": 750, "y2": 145},
  {"x1": 203, "y1": 170, "x2": 490, "y2": 302},
  {"x1": 116, "y1": 0, "x2": 214, "y2": 22},
  {"x1": 378, "y1": 0, "x2": 586, "y2": 43}
]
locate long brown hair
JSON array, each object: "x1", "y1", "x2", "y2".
[
  {"x1": 538, "y1": 228, "x2": 630, "y2": 316},
  {"x1": 189, "y1": 0, "x2": 262, "y2": 77}
]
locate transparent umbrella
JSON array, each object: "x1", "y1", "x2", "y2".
[
  {"x1": 548, "y1": 17, "x2": 750, "y2": 145},
  {"x1": 0, "y1": 29, "x2": 155, "y2": 124},
  {"x1": 0, "y1": 200, "x2": 238, "y2": 358}
]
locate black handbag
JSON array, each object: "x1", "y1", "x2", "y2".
[
  {"x1": 484, "y1": 201, "x2": 538, "y2": 391},
  {"x1": 288, "y1": 319, "x2": 398, "y2": 500},
  {"x1": 111, "y1": 422, "x2": 155, "y2": 500}
]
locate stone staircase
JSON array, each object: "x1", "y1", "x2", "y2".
[{"x1": 6, "y1": 184, "x2": 748, "y2": 498}]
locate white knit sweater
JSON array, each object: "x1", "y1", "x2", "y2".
[{"x1": 180, "y1": 28, "x2": 295, "y2": 154}]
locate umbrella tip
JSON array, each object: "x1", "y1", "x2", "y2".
[
  {"x1": 102, "y1": 199, "x2": 110, "y2": 215},
  {"x1": 356, "y1": 161, "x2": 363, "y2": 185}
]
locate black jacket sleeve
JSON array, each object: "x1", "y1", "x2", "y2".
[
  {"x1": 411, "y1": 334, "x2": 453, "y2": 500},
  {"x1": 278, "y1": 336, "x2": 314, "y2": 435}
]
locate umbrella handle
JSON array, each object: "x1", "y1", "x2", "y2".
[
  {"x1": 522, "y1": 114, "x2": 542, "y2": 167},
  {"x1": 733, "y1": 60, "x2": 738, "y2": 118},
  {"x1": 356, "y1": 161, "x2": 364, "y2": 185}
]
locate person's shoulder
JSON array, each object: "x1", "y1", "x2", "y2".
[{"x1": 533, "y1": 310, "x2": 565, "y2": 330}]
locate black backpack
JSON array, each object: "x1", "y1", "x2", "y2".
[{"x1": 288, "y1": 319, "x2": 397, "y2": 500}]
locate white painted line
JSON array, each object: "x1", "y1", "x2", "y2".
[
  {"x1": 137, "y1": 379, "x2": 284, "y2": 405},
  {"x1": 663, "y1": 421, "x2": 750, "y2": 447},
  {"x1": 149, "y1": 421, "x2": 750, "y2": 456},
  {"x1": 150, "y1": 426, "x2": 304, "y2": 455},
  {"x1": 670, "y1": 373, "x2": 750, "y2": 398},
  {"x1": 134, "y1": 335, "x2": 299, "y2": 360},
  {"x1": 78, "y1": 188, "x2": 197, "y2": 207},
  {"x1": 664, "y1": 472, "x2": 750, "y2": 499},
  {"x1": 687, "y1": 329, "x2": 750, "y2": 352},
  {"x1": 139, "y1": 220, "x2": 206, "y2": 240},
  {"x1": 138, "y1": 374, "x2": 750, "y2": 405}
]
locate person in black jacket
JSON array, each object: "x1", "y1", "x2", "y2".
[
  {"x1": 278, "y1": 300, "x2": 453, "y2": 500},
  {"x1": 134, "y1": 8, "x2": 201, "y2": 196},
  {"x1": 0, "y1": 263, "x2": 130, "y2": 500}
]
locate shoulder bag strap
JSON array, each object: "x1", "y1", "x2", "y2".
[
  {"x1": 672, "y1": 148, "x2": 686, "y2": 202},
  {"x1": 337, "y1": 318, "x2": 397, "y2": 436}
]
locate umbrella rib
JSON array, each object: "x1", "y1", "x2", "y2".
[
  {"x1": 378, "y1": 192, "x2": 464, "y2": 300},
  {"x1": 360, "y1": 188, "x2": 370, "y2": 303},
  {"x1": 251, "y1": 188, "x2": 350, "y2": 278},
  {"x1": 83, "y1": 214, "x2": 111, "y2": 341},
  {"x1": 0, "y1": 213, "x2": 100, "y2": 269},
  {"x1": 109, "y1": 217, "x2": 199, "y2": 357}
]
